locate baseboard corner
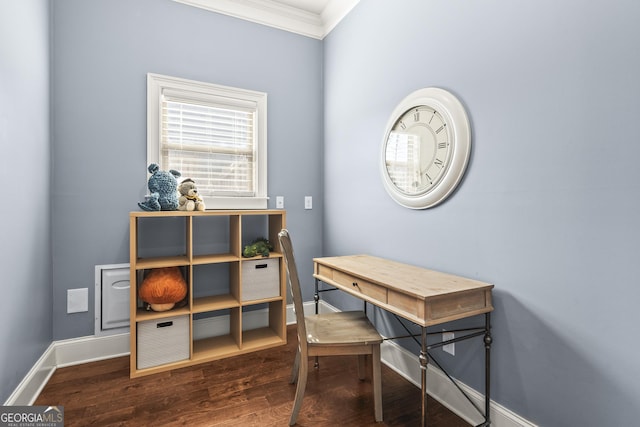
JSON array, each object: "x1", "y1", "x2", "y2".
[{"x1": 4, "y1": 344, "x2": 56, "y2": 406}]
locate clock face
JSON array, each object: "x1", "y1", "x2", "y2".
[
  {"x1": 385, "y1": 106, "x2": 453, "y2": 195},
  {"x1": 381, "y1": 88, "x2": 471, "y2": 209}
]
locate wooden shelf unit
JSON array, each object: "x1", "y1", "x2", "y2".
[{"x1": 129, "y1": 209, "x2": 287, "y2": 378}]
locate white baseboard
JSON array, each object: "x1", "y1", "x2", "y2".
[
  {"x1": 6, "y1": 301, "x2": 536, "y2": 427},
  {"x1": 4, "y1": 332, "x2": 129, "y2": 406},
  {"x1": 4, "y1": 344, "x2": 57, "y2": 406}
]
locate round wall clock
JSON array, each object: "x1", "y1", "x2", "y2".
[{"x1": 380, "y1": 87, "x2": 471, "y2": 209}]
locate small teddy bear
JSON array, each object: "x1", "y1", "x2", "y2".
[
  {"x1": 177, "y1": 178, "x2": 205, "y2": 211},
  {"x1": 138, "y1": 163, "x2": 181, "y2": 211}
]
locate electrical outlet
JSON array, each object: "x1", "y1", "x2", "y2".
[
  {"x1": 442, "y1": 330, "x2": 455, "y2": 355},
  {"x1": 304, "y1": 196, "x2": 312, "y2": 210},
  {"x1": 276, "y1": 196, "x2": 284, "y2": 209}
]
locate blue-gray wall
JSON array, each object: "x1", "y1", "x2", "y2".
[
  {"x1": 50, "y1": 0, "x2": 323, "y2": 340},
  {"x1": 4, "y1": 0, "x2": 639, "y2": 424},
  {"x1": 0, "y1": 0, "x2": 52, "y2": 404},
  {"x1": 323, "y1": 1, "x2": 640, "y2": 426}
]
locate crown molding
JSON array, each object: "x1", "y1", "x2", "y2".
[
  {"x1": 173, "y1": 0, "x2": 359, "y2": 39},
  {"x1": 319, "y1": 0, "x2": 359, "y2": 36}
]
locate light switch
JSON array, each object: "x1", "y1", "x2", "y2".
[
  {"x1": 67, "y1": 288, "x2": 89, "y2": 313},
  {"x1": 304, "y1": 196, "x2": 312, "y2": 210},
  {"x1": 276, "y1": 196, "x2": 284, "y2": 209}
]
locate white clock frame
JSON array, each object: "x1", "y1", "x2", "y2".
[{"x1": 380, "y1": 87, "x2": 471, "y2": 209}]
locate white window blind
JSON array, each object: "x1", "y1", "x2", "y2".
[
  {"x1": 162, "y1": 97, "x2": 256, "y2": 197},
  {"x1": 147, "y1": 74, "x2": 268, "y2": 209}
]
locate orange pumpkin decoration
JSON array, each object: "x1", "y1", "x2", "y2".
[{"x1": 138, "y1": 267, "x2": 187, "y2": 312}]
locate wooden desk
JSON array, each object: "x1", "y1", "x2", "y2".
[{"x1": 313, "y1": 255, "x2": 494, "y2": 427}]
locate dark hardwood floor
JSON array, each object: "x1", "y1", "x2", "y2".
[{"x1": 35, "y1": 326, "x2": 470, "y2": 426}]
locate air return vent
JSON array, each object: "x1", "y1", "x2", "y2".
[{"x1": 94, "y1": 264, "x2": 130, "y2": 336}]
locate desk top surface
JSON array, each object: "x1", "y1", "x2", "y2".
[{"x1": 314, "y1": 255, "x2": 493, "y2": 300}]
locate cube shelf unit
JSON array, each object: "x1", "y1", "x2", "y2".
[{"x1": 129, "y1": 209, "x2": 287, "y2": 378}]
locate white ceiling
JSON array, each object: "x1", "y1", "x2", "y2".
[{"x1": 173, "y1": 0, "x2": 359, "y2": 39}]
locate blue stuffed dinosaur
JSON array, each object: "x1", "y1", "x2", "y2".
[{"x1": 138, "y1": 163, "x2": 181, "y2": 211}]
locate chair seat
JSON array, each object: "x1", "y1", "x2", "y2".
[{"x1": 305, "y1": 311, "x2": 383, "y2": 346}]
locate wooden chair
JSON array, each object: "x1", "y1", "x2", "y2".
[{"x1": 278, "y1": 229, "x2": 383, "y2": 425}]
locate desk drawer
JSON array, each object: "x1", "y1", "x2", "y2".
[
  {"x1": 333, "y1": 271, "x2": 387, "y2": 303},
  {"x1": 428, "y1": 290, "x2": 489, "y2": 321}
]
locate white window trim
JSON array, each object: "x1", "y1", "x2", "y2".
[{"x1": 147, "y1": 73, "x2": 268, "y2": 209}]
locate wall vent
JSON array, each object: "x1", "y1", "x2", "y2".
[{"x1": 94, "y1": 264, "x2": 130, "y2": 336}]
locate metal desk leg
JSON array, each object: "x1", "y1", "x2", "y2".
[
  {"x1": 419, "y1": 327, "x2": 428, "y2": 427},
  {"x1": 314, "y1": 278, "x2": 320, "y2": 314},
  {"x1": 314, "y1": 279, "x2": 320, "y2": 368},
  {"x1": 484, "y1": 312, "x2": 492, "y2": 426}
]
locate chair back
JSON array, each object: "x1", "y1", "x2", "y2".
[{"x1": 278, "y1": 229, "x2": 308, "y2": 357}]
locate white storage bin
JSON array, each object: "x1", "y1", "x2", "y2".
[
  {"x1": 137, "y1": 314, "x2": 189, "y2": 369},
  {"x1": 242, "y1": 258, "x2": 280, "y2": 301}
]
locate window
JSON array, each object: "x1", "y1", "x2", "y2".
[{"x1": 147, "y1": 73, "x2": 267, "y2": 209}]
